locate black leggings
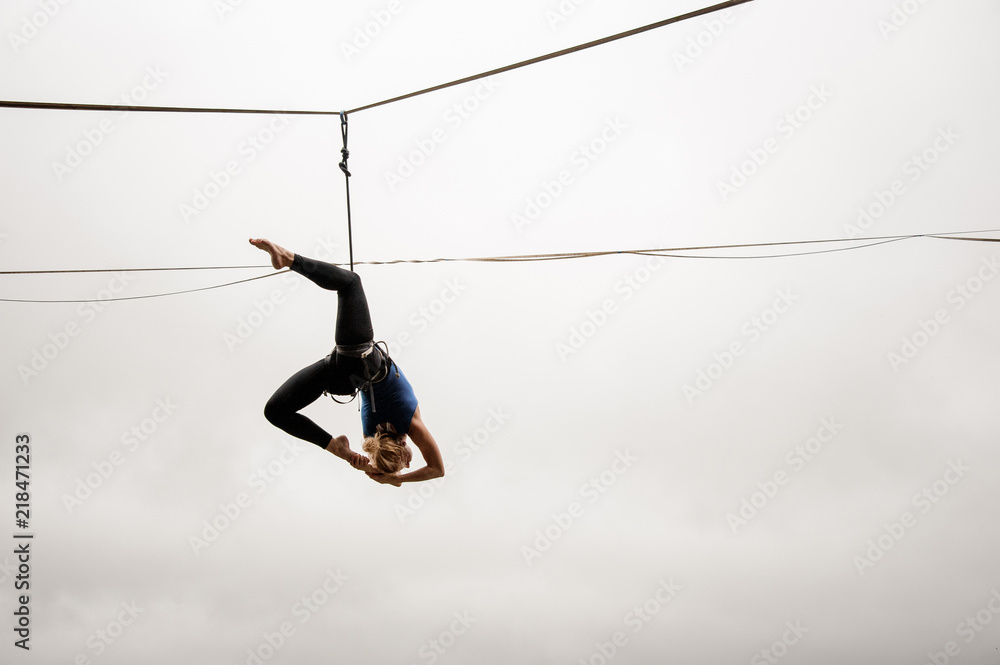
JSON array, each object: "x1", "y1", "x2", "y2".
[{"x1": 263, "y1": 255, "x2": 379, "y2": 448}]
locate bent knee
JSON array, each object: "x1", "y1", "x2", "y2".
[
  {"x1": 263, "y1": 398, "x2": 285, "y2": 426},
  {"x1": 344, "y1": 271, "x2": 363, "y2": 291}
]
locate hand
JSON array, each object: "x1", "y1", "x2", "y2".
[
  {"x1": 367, "y1": 472, "x2": 402, "y2": 487},
  {"x1": 348, "y1": 452, "x2": 370, "y2": 470},
  {"x1": 348, "y1": 452, "x2": 380, "y2": 473}
]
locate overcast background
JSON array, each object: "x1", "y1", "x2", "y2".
[{"x1": 2, "y1": 0, "x2": 1000, "y2": 663}]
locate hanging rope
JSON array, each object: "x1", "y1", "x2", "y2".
[{"x1": 339, "y1": 111, "x2": 354, "y2": 271}]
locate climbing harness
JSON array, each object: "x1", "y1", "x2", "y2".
[{"x1": 323, "y1": 340, "x2": 399, "y2": 414}]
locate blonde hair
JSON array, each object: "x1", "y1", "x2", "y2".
[{"x1": 362, "y1": 430, "x2": 409, "y2": 474}]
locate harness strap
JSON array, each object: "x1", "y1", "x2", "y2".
[
  {"x1": 336, "y1": 341, "x2": 374, "y2": 358},
  {"x1": 323, "y1": 341, "x2": 397, "y2": 413}
]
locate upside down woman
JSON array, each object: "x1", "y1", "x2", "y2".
[{"x1": 250, "y1": 238, "x2": 444, "y2": 486}]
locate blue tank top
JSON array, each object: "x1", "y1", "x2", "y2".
[{"x1": 360, "y1": 363, "x2": 418, "y2": 438}]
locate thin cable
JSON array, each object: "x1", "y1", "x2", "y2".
[
  {"x1": 359, "y1": 238, "x2": 907, "y2": 264},
  {"x1": 0, "y1": 0, "x2": 754, "y2": 119},
  {"x1": 0, "y1": 271, "x2": 285, "y2": 304},
  {"x1": 0, "y1": 100, "x2": 340, "y2": 116},
  {"x1": 345, "y1": 0, "x2": 755, "y2": 114},
  {"x1": 3, "y1": 229, "x2": 998, "y2": 276},
  {"x1": 353, "y1": 230, "x2": 1000, "y2": 265},
  {"x1": 640, "y1": 237, "x2": 911, "y2": 260},
  {"x1": 929, "y1": 235, "x2": 1000, "y2": 243},
  {"x1": 0, "y1": 265, "x2": 269, "y2": 275},
  {"x1": 6, "y1": 231, "x2": 997, "y2": 304}
]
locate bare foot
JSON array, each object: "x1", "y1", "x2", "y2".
[{"x1": 249, "y1": 238, "x2": 294, "y2": 270}]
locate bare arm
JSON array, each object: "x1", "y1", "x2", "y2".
[{"x1": 368, "y1": 407, "x2": 444, "y2": 486}]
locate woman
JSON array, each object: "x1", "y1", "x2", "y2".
[{"x1": 250, "y1": 238, "x2": 444, "y2": 486}]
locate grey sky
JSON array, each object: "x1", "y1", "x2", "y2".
[{"x1": 2, "y1": 0, "x2": 1000, "y2": 663}]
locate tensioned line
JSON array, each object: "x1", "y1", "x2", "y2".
[
  {"x1": 0, "y1": 0, "x2": 754, "y2": 118},
  {"x1": 0, "y1": 100, "x2": 339, "y2": 116},
  {"x1": 2, "y1": 229, "x2": 997, "y2": 276},
  {"x1": 343, "y1": 0, "x2": 756, "y2": 114},
  {"x1": 2, "y1": 230, "x2": 998, "y2": 303},
  {"x1": 0, "y1": 0, "x2": 757, "y2": 301}
]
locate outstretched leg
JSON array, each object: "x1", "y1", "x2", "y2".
[
  {"x1": 250, "y1": 238, "x2": 373, "y2": 346},
  {"x1": 252, "y1": 237, "x2": 380, "y2": 451}
]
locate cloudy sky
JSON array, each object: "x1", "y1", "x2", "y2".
[{"x1": 3, "y1": 0, "x2": 1000, "y2": 663}]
